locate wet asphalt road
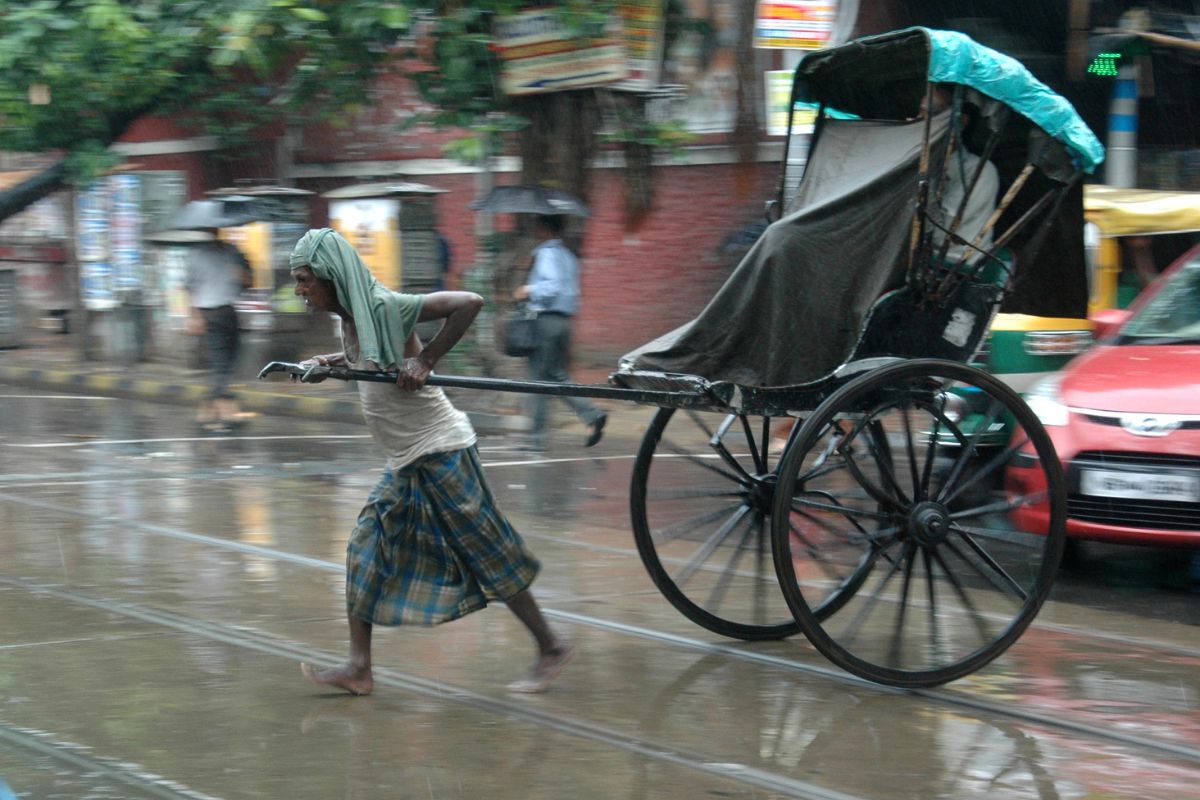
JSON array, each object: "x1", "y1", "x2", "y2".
[{"x1": 0, "y1": 391, "x2": 1198, "y2": 800}]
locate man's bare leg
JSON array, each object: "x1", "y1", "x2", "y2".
[
  {"x1": 301, "y1": 612, "x2": 374, "y2": 695},
  {"x1": 505, "y1": 588, "x2": 573, "y2": 693}
]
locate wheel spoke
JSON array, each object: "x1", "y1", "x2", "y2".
[
  {"x1": 941, "y1": 535, "x2": 1023, "y2": 598},
  {"x1": 760, "y1": 416, "x2": 773, "y2": 468},
  {"x1": 797, "y1": 457, "x2": 858, "y2": 485},
  {"x1": 936, "y1": 397, "x2": 1005, "y2": 504},
  {"x1": 923, "y1": 547, "x2": 942, "y2": 660},
  {"x1": 920, "y1": 395, "x2": 950, "y2": 499},
  {"x1": 837, "y1": 540, "x2": 908, "y2": 646},
  {"x1": 790, "y1": 495, "x2": 904, "y2": 550},
  {"x1": 795, "y1": 425, "x2": 846, "y2": 483},
  {"x1": 945, "y1": 527, "x2": 1030, "y2": 601},
  {"x1": 711, "y1": 438, "x2": 757, "y2": 485},
  {"x1": 941, "y1": 435, "x2": 1030, "y2": 507},
  {"x1": 787, "y1": 520, "x2": 851, "y2": 582},
  {"x1": 646, "y1": 488, "x2": 746, "y2": 501},
  {"x1": 790, "y1": 495, "x2": 893, "y2": 522},
  {"x1": 900, "y1": 404, "x2": 923, "y2": 501},
  {"x1": 888, "y1": 541, "x2": 919, "y2": 666},
  {"x1": 659, "y1": 438, "x2": 746, "y2": 485},
  {"x1": 837, "y1": 434, "x2": 907, "y2": 512},
  {"x1": 854, "y1": 416, "x2": 911, "y2": 507},
  {"x1": 673, "y1": 504, "x2": 753, "y2": 586},
  {"x1": 740, "y1": 414, "x2": 767, "y2": 475},
  {"x1": 930, "y1": 547, "x2": 994, "y2": 643},
  {"x1": 685, "y1": 410, "x2": 719, "y2": 440},
  {"x1": 948, "y1": 518, "x2": 1049, "y2": 548},
  {"x1": 754, "y1": 517, "x2": 769, "y2": 625},
  {"x1": 706, "y1": 511, "x2": 761, "y2": 611},
  {"x1": 948, "y1": 490, "x2": 1047, "y2": 521},
  {"x1": 652, "y1": 503, "x2": 744, "y2": 545}
]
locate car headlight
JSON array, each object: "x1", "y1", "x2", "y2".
[{"x1": 1024, "y1": 374, "x2": 1069, "y2": 427}]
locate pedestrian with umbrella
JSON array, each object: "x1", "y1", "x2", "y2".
[
  {"x1": 172, "y1": 197, "x2": 257, "y2": 431},
  {"x1": 471, "y1": 187, "x2": 606, "y2": 451}
]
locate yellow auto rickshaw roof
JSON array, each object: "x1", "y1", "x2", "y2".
[{"x1": 1084, "y1": 184, "x2": 1200, "y2": 236}]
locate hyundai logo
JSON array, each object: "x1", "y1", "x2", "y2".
[{"x1": 1120, "y1": 415, "x2": 1183, "y2": 437}]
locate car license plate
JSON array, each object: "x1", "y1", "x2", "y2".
[{"x1": 1080, "y1": 469, "x2": 1200, "y2": 502}]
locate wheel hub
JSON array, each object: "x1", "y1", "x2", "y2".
[
  {"x1": 907, "y1": 501, "x2": 951, "y2": 546},
  {"x1": 745, "y1": 473, "x2": 776, "y2": 514}
]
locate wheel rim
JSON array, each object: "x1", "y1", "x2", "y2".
[
  {"x1": 772, "y1": 360, "x2": 1066, "y2": 686},
  {"x1": 631, "y1": 407, "x2": 801, "y2": 640}
]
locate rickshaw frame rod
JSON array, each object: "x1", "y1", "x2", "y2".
[
  {"x1": 907, "y1": 83, "x2": 938, "y2": 276},
  {"x1": 934, "y1": 100, "x2": 1011, "y2": 269},
  {"x1": 1003, "y1": 172, "x2": 1080, "y2": 286},
  {"x1": 257, "y1": 361, "x2": 713, "y2": 407},
  {"x1": 991, "y1": 186, "x2": 1060, "y2": 253}
]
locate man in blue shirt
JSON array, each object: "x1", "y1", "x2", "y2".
[{"x1": 512, "y1": 214, "x2": 606, "y2": 451}]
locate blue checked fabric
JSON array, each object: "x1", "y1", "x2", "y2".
[{"x1": 346, "y1": 447, "x2": 540, "y2": 626}]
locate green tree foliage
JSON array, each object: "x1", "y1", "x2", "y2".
[
  {"x1": 407, "y1": 2, "x2": 616, "y2": 169},
  {"x1": 0, "y1": 0, "x2": 411, "y2": 218}
]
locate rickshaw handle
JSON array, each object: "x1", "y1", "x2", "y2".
[{"x1": 257, "y1": 361, "x2": 703, "y2": 405}]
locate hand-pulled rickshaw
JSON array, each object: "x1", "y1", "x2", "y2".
[{"x1": 261, "y1": 28, "x2": 1104, "y2": 689}]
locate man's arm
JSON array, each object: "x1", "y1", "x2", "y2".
[
  {"x1": 183, "y1": 253, "x2": 205, "y2": 335},
  {"x1": 515, "y1": 248, "x2": 560, "y2": 305},
  {"x1": 304, "y1": 352, "x2": 347, "y2": 367},
  {"x1": 396, "y1": 291, "x2": 483, "y2": 390}
]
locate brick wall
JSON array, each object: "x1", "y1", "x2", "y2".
[
  {"x1": 375, "y1": 162, "x2": 779, "y2": 367},
  {"x1": 572, "y1": 163, "x2": 779, "y2": 365}
]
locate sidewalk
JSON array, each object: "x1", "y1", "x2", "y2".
[{"x1": 0, "y1": 333, "x2": 622, "y2": 437}]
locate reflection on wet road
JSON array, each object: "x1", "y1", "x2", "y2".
[{"x1": 1, "y1": 396, "x2": 1197, "y2": 799}]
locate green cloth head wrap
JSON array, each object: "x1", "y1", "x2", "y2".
[{"x1": 289, "y1": 228, "x2": 422, "y2": 369}]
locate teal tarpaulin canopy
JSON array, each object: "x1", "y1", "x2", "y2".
[{"x1": 793, "y1": 27, "x2": 1104, "y2": 174}]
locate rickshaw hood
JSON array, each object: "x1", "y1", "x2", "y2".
[{"x1": 793, "y1": 27, "x2": 1104, "y2": 175}]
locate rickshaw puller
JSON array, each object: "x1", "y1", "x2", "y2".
[{"x1": 289, "y1": 228, "x2": 572, "y2": 696}]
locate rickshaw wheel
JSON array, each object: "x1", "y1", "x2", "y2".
[
  {"x1": 630, "y1": 407, "x2": 802, "y2": 640},
  {"x1": 771, "y1": 359, "x2": 1066, "y2": 687}
]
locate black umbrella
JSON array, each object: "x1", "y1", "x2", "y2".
[
  {"x1": 169, "y1": 196, "x2": 261, "y2": 230},
  {"x1": 468, "y1": 185, "x2": 590, "y2": 217}
]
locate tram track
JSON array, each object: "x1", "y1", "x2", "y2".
[
  {"x1": 0, "y1": 574, "x2": 866, "y2": 800},
  {"x1": 0, "y1": 718, "x2": 221, "y2": 800},
  {"x1": 2, "y1": 482, "x2": 1197, "y2": 661},
  {"x1": 2, "y1": 488, "x2": 1198, "y2": 769}
]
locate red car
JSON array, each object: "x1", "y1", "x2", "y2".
[{"x1": 1011, "y1": 243, "x2": 1200, "y2": 547}]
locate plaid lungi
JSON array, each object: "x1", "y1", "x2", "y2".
[{"x1": 346, "y1": 446, "x2": 540, "y2": 626}]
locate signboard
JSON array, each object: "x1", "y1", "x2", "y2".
[
  {"x1": 658, "y1": 0, "x2": 739, "y2": 133},
  {"x1": 754, "y1": 1, "x2": 838, "y2": 50},
  {"x1": 765, "y1": 70, "x2": 794, "y2": 136},
  {"x1": 220, "y1": 223, "x2": 272, "y2": 290},
  {"x1": 766, "y1": 71, "x2": 822, "y2": 137},
  {"x1": 494, "y1": 8, "x2": 628, "y2": 96},
  {"x1": 329, "y1": 197, "x2": 401, "y2": 289},
  {"x1": 614, "y1": 1, "x2": 666, "y2": 91}
]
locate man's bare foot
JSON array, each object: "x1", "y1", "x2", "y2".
[
  {"x1": 506, "y1": 644, "x2": 574, "y2": 694},
  {"x1": 300, "y1": 662, "x2": 373, "y2": 696}
]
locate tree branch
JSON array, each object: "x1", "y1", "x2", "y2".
[{"x1": 0, "y1": 161, "x2": 68, "y2": 225}]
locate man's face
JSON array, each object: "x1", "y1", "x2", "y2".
[{"x1": 292, "y1": 266, "x2": 338, "y2": 312}]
